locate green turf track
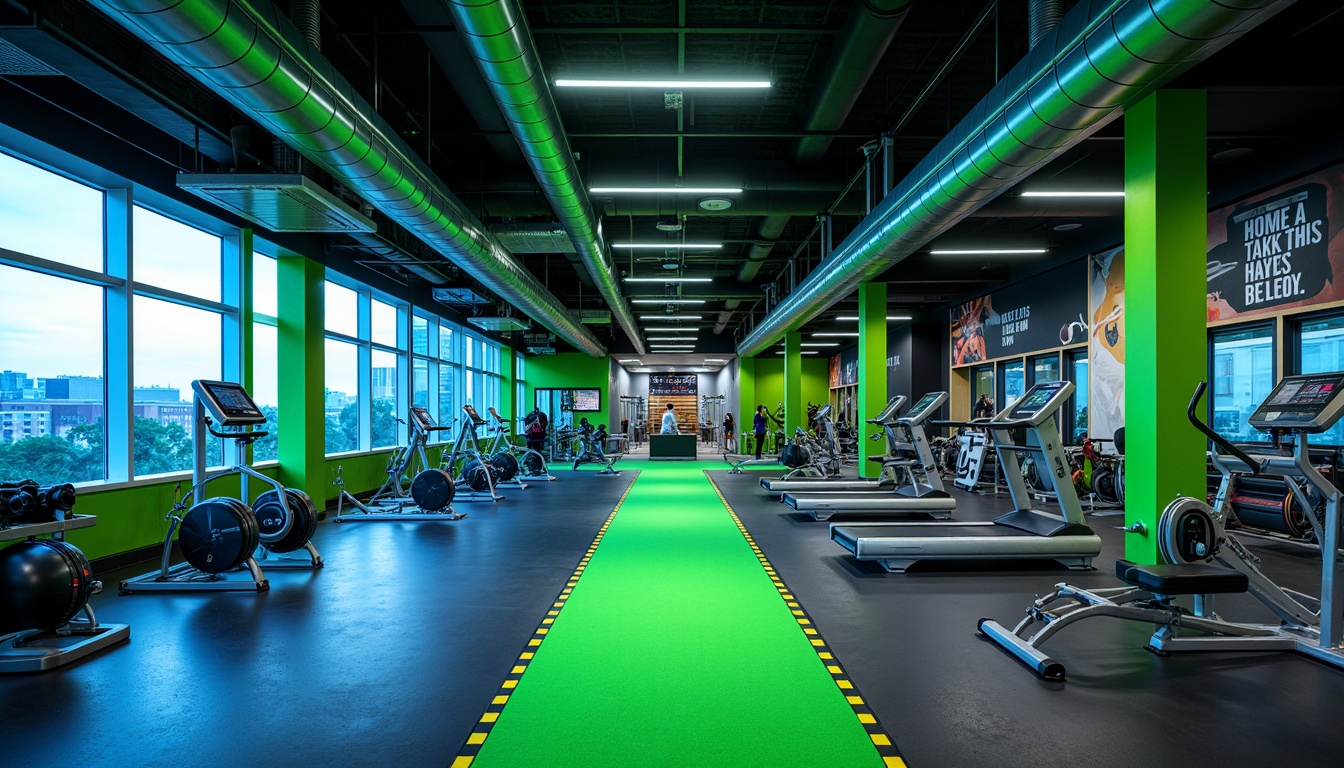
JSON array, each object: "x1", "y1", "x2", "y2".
[{"x1": 468, "y1": 459, "x2": 886, "y2": 767}]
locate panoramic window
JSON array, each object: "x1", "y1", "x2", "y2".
[
  {"x1": 133, "y1": 206, "x2": 222, "y2": 301},
  {"x1": 1297, "y1": 314, "x2": 1344, "y2": 445},
  {"x1": 0, "y1": 265, "x2": 107, "y2": 483},
  {"x1": 325, "y1": 281, "x2": 358, "y2": 337},
  {"x1": 324, "y1": 338, "x2": 359, "y2": 453},
  {"x1": 252, "y1": 322, "x2": 280, "y2": 462},
  {"x1": 371, "y1": 348, "x2": 398, "y2": 448},
  {"x1": 132, "y1": 296, "x2": 222, "y2": 475},
  {"x1": 0, "y1": 151, "x2": 104, "y2": 272}
]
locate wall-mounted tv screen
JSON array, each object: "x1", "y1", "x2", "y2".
[{"x1": 536, "y1": 387, "x2": 602, "y2": 413}]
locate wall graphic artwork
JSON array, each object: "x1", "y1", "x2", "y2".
[
  {"x1": 1207, "y1": 162, "x2": 1344, "y2": 321},
  {"x1": 1090, "y1": 246, "x2": 1125, "y2": 443},
  {"x1": 950, "y1": 261, "x2": 1088, "y2": 366}
]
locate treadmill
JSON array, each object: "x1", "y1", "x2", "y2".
[
  {"x1": 830, "y1": 381, "x2": 1101, "y2": 571},
  {"x1": 759, "y1": 395, "x2": 906, "y2": 494},
  {"x1": 781, "y1": 392, "x2": 956, "y2": 521}
]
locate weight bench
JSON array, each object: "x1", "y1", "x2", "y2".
[
  {"x1": 978, "y1": 558, "x2": 1267, "y2": 680},
  {"x1": 723, "y1": 454, "x2": 779, "y2": 475}
]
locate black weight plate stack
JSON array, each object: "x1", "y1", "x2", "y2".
[
  {"x1": 491, "y1": 451, "x2": 519, "y2": 482},
  {"x1": 463, "y1": 460, "x2": 497, "y2": 492},
  {"x1": 522, "y1": 452, "x2": 546, "y2": 476},
  {"x1": 0, "y1": 539, "x2": 96, "y2": 635},
  {"x1": 178, "y1": 498, "x2": 259, "y2": 574},
  {"x1": 411, "y1": 469, "x2": 455, "y2": 511},
  {"x1": 254, "y1": 488, "x2": 318, "y2": 554}
]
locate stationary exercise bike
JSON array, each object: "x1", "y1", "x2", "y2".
[
  {"x1": 121, "y1": 380, "x2": 321, "y2": 594},
  {"x1": 439, "y1": 405, "x2": 504, "y2": 502},
  {"x1": 980, "y1": 377, "x2": 1344, "y2": 680},
  {"x1": 483, "y1": 406, "x2": 555, "y2": 484},
  {"x1": 332, "y1": 405, "x2": 465, "y2": 521},
  {"x1": 571, "y1": 421, "x2": 622, "y2": 476}
]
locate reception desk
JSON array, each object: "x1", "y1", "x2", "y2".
[{"x1": 649, "y1": 433, "x2": 697, "y2": 461}]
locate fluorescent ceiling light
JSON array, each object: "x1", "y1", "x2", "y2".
[
  {"x1": 777, "y1": 351, "x2": 820, "y2": 355},
  {"x1": 592, "y1": 188, "x2": 742, "y2": 195},
  {"x1": 1020, "y1": 191, "x2": 1124, "y2": 197},
  {"x1": 640, "y1": 314, "x2": 702, "y2": 320},
  {"x1": 643, "y1": 328, "x2": 698, "y2": 333},
  {"x1": 558, "y1": 79, "x2": 770, "y2": 89},
  {"x1": 648, "y1": 337, "x2": 698, "y2": 341},
  {"x1": 631, "y1": 299, "x2": 706, "y2": 304},
  {"x1": 623, "y1": 277, "x2": 713, "y2": 283},
  {"x1": 613, "y1": 243, "x2": 723, "y2": 249},
  {"x1": 813, "y1": 332, "x2": 860, "y2": 337},
  {"x1": 801, "y1": 342, "x2": 838, "y2": 347},
  {"x1": 835, "y1": 315, "x2": 913, "y2": 321},
  {"x1": 618, "y1": 359, "x2": 642, "y2": 364},
  {"x1": 652, "y1": 346, "x2": 695, "y2": 350},
  {"x1": 704, "y1": 358, "x2": 728, "y2": 363},
  {"x1": 929, "y1": 249, "x2": 1047, "y2": 255}
]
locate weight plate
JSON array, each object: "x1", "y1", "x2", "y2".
[
  {"x1": 179, "y1": 498, "x2": 259, "y2": 574},
  {"x1": 257, "y1": 488, "x2": 317, "y2": 554},
  {"x1": 252, "y1": 488, "x2": 296, "y2": 544},
  {"x1": 522, "y1": 452, "x2": 547, "y2": 476},
  {"x1": 491, "y1": 451, "x2": 519, "y2": 482},
  {"x1": 463, "y1": 460, "x2": 497, "y2": 492},
  {"x1": 411, "y1": 469, "x2": 455, "y2": 511}
]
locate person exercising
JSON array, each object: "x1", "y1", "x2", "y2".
[
  {"x1": 660, "y1": 403, "x2": 678, "y2": 435},
  {"x1": 974, "y1": 394, "x2": 995, "y2": 420},
  {"x1": 753, "y1": 404, "x2": 768, "y2": 459},
  {"x1": 723, "y1": 411, "x2": 736, "y2": 453}
]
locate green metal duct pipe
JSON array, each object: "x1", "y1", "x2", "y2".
[
  {"x1": 788, "y1": 0, "x2": 912, "y2": 167},
  {"x1": 737, "y1": 0, "x2": 1294, "y2": 358},
  {"x1": 446, "y1": 0, "x2": 644, "y2": 356},
  {"x1": 88, "y1": 0, "x2": 607, "y2": 357}
]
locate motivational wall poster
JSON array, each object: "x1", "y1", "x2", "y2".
[
  {"x1": 648, "y1": 374, "x2": 698, "y2": 396},
  {"x1": 828, "y1": 347, "x2": 859, "y2": 388},
  {"x1": 1089, "y1": 246, "x2": 1125, "y2": 444},
  {"x1": 1207, "y1": 161, "x2": 1344, "y2": 321},
  {"x1": 950, "y1": 261, "x2": 1088, "y2": 366}
]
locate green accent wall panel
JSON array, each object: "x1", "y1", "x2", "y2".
[
  {"x1": 525, "y1": 353, "x2": 615, "y2": 428},
  {"x1": 784, "y1": 332, "x2": 803, "y2": 435},
  {"x1": 276, "y1": 254, "x2": 326, "y2": 502},
  {"x1": 1124, "y1": 90, "x2": 1209, "y2": 565},
  {"x1": 858, "y1": 283, "x2": 888, "y2": 477}
]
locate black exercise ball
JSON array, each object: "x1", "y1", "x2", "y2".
[
  {"x1": 780, "y1": 444, "x2": 810, "y2": 468},
  {"x1": 0, "y1": 539, "x2": 96, "y2": 635}
]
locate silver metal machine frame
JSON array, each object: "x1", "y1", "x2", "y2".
[{"x1": 829, "y1": 381, "x2": 1101, "y2": 571}]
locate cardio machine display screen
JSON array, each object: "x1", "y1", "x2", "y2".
[
  {"x1": 907, "y1": 393, "x2": 942, "y2": 418},
  {"x1": 192, "y1": 380, "x2": 265, "y2": 425},
  {"x1": 1249, "y1": 373, "x2": 1344, "y2": 430},
  {"x1": 1007, "y1": 381, "x2": 1066, "y2": 421},
  {"x1": 410, "y1": 406, "x2": 434, "y2": 430}
]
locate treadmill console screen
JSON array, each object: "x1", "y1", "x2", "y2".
[
  {"x1": 191, "y1": 380, "x2": 266, "y2": 426},
  {"x1": 905, "y1": 392, "x2": 947, "y2": 420},
  {"x1": 1005, "y1": 381, "x2": 1068, "y2": 422},
  {"x1": 410, "y1": 406, "x2": 435, "y2": 431},
  {"x1": 1248, "y1": 373, "x2": 1344, "y2": 432}
]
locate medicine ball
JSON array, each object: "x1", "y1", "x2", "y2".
[{"x1": 0, "y1": 539, "x2": 96, "y2": 635}]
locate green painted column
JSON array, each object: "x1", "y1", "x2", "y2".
[
  {"x1": 501, "y1": 349, "x2": 516, "y2": 419},
  {"x1": 783, "y1": 331, "x2": 803, "y2": 436},
  {"x1": 1124, "y1": 90, "x2": 1208, "y2": 565},
  {"x1": 858, "y1": 282, "x2": 887, "y2": 478},
  {"x1": 277, "y1": 254, "x2": 326, "y2": 502},
  {"x1": 738, "y1": 356, "x2": 756, "y2": 452}
]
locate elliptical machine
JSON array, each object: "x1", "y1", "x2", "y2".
[
  {"x1": 120, "y1": 380, "x2": 322, "y2": 594},
  {"x1": 440, "y1": 405, "x2": 504, "y2": 502},
  {"x1": 980, "y1": 376, "x2": 1344, "y2": 680},
  {"x1": 483, "y1": 406, "x2": 555, "y2": 486},
  {"x1": 571, "y1": 420, "x2": 622, "y2": 476}
]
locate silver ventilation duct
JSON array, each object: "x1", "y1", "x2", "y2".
[
  {"x1": 88, "y1": 0, "x2": 606, "y2": 357},
  {"x1": 446, "y1": 0, "x2": 644, "y2": 356},
  {"x1": 737, "y1": 0, "x2": 1294, "y2": 358},
  {"x1": 1029, "y1": 0, "x2": 1065, "y2": 51}
]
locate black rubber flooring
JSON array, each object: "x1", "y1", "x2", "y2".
[
  {"x1": 0, "y1": 469, "x2": 635, "y2": 768},
  {"x1": 711, "y1": 470, "x2": 1344, "y2": 768}
]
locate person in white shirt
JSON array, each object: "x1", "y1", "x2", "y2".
[{"x1": 660, "y1": 403, "x2": 678, "y2": 434}]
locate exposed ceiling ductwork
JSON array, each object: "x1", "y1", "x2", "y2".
[
  {"x1": 788, "y1": 0, "x2": 912, "y2": 168},
  {"x1": 446, "y1": 0, "x2": 644, "y2": 355},
  {"x1": 87, "y1": 0, "x2": 607, "y2": 357},
  {"x1": 737, "y1": 0, "x2": 1295, "y2": 358}
]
